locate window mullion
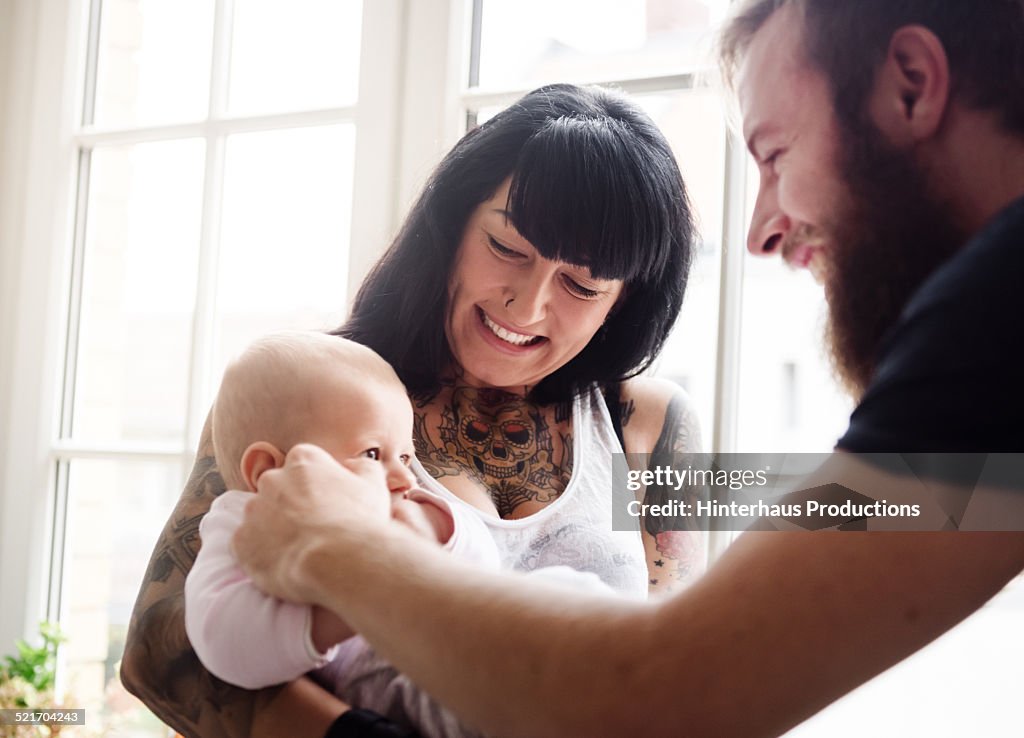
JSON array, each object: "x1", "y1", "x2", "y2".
[
  {"x1": 184, "y1": 0, "x2": 234, "y2": 454},
  {"x1": 712, "y1": 130, "x2": 749, "y2": 455},
  {"x1": 460, "y1": 71, "x2": 703, "y2": 113},
  {"x1": 74, "y1": 107, "x2": 358, "y2": 149},
  {"x1": 395, "y1": 0, "x2": 470, "y2": 214},
  {"x1": 346, "y1": 0, "x2": 406, "y2": 300},
  {"x1": 46, "y1": 462, "x2": 71, "y2": 627},
  {"x1": 58, "y1": 149, "x2": 92, "y2": 442},
  {"x1": 78, "y1": 0, "x2": 102, "y2": 127}
]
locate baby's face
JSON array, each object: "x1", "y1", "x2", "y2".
[
  {"x1": 303, "y1": 377, "x2": 450, "y2": 543},
  {"x1": 307, "y1": 380, "x2": 418, "y2": 506}
]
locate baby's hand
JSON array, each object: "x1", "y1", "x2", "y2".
[{"x1": 391, "y1": 492, "x2": 454, "y2": 545}]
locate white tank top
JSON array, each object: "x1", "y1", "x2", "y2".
[{"x1": 411, "y1": 385, "x2": 649, "y2": 599}]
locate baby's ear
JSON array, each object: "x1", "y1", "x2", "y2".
[{"x1": 240, "y1": 441, "x2": 286, "y2": 491}]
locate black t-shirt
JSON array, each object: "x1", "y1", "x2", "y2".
[{"x1": 838, "y1": 195, "x2": 1024, "y2": 453}]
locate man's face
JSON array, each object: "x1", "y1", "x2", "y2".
[{"x1": 738, "y1": 4, "x2": 964, "y2": 397}]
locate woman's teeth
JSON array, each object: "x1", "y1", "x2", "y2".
[{"x1": 481, "y1": 310, "x2": 540, "y2": 346}]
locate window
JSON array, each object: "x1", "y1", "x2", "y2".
[
  {"x1": 1, "y1": 2, "x2": 1015, "y2": 737},
  {"x1": 2, "y1": 0, "x2": 400, "y2": 732}
]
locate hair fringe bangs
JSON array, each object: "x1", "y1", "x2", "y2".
[{"x1": 507, "y1": 115, "x2": 674, "y2": 283}]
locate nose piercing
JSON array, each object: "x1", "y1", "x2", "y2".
[{"x1": 505, "y1": 296, "x2": 515, "y2": 308}]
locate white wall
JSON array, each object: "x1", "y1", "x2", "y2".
[
  {"x1": 0, "y1": 0, "x2": 18, "y2": 558},
  {"x1": 0, "y1": 0, "x2": 80, "y2": 650},
  {"x1": 0, "y1": 0, "x2": 44, "y2": 650}
]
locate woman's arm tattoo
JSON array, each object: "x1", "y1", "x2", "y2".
[
  {"x1": 121, "y1": 433, "x2": 285, "y2": 737},
  {"x1": 649, "y1": 393, "x2": 700, "y2": 461},
  {"x1": 639, "y1": 392, "x2": 707, "y2": 592}
]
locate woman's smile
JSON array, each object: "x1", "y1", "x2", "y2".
[{"x1": 476, "y1": 307, "x2": 545, "y2": 349}]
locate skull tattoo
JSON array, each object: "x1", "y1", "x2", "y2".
[{"x1": 441, "y1": 387, "x2": 564, "y2": 515}]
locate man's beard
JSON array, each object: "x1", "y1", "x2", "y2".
[{"x1": 819, "y1": 121, "x2": 966, "y2": 399}]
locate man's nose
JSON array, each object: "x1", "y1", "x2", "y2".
[{"x1": 746, "y1": 180, "x2": 790, "y2": 256}]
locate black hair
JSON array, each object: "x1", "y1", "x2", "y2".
[{"x1": 337, "y1": 83, "x2": 695, "y2": 403}]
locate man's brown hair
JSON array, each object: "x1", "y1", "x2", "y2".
[{"x1": 719, "y1": 0, "x2": 1024, "y2": 134}]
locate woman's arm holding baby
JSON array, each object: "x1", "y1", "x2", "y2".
[{"x1": 120, "y1": 413, "x2": 348, "y2": 738}]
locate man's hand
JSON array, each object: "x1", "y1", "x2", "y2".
[{"x1": 233, "y1": 443, "x2": 392, "y2": 603}]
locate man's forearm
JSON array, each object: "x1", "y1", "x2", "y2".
[
  {"x1": 300, "y1": 525, "x2": 1024, "y2": 738},
  {"x1": 238, "y1": 444, "x2": 1024, "y2": 737},
  {"x1": 300, "y1": 529, "x2": 654, "y2": 738}
]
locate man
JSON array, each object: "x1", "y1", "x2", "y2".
[{"x1": 229, "y1": 1, "x2": 1024, "y2": 736}]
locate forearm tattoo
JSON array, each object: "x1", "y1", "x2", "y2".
[
  {"x1": 414, "y1": 385, "x2": 573, "y2": 518},
  {"x1": 648, "y1": 530, "x2": 704, "y2": 590},
  {"x1": 144, "y1": 457, "x2": 221, "y2": 585},
  {"x1": 646, "y1": 394, "x2": 707, "y2": 591},
  {"x1": 122, "y1": 444, "x2": 284, "y2": 737}
]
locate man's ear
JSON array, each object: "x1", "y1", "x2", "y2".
[
  {"x1": 240, "y1": 441, "x2": 286, "y2": 491},
  {"x1": 868, "y1": 24, "x2": 951, "y2": 144}
]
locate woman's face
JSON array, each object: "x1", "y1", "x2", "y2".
[{"x1": 445, "y1": 179, "x2": 625, "y2": 394}]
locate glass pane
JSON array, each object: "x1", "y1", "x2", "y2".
[
  {"x1": 73, "y1": 140, "x2": 205, "y2": 446},
  {"x1": 476, "y1": 0, "x2": 734, "y2": 90},
  {"x1": 227, "y1": 0, "x2": 363, "y2": 115},
  {"x1": 60, "y1": 458, "x2": 183, "y2": 736},
  {"x1": 736, "y1": 161, "x2": 853, "y2": 452},
  {"x1": 93, "y1": 0, "x2": 214, "y2": 127},
  {"x1": 640, "y1": 88, "x2": 725, "y2": 448},
  {"x1": 213, "y1": 124, "x2": 355, "y2": 387}
]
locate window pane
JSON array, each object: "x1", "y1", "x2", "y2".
[
  {"x1": 60, "y1": 458, "x2": 183, "y2": 736},
  {"x1": 73, "y1": 140, "x2": 205, "y2": 446},
  {"x1": 736, "y1": 163, "x2": 853, "y2": 452},
  {"x1": 639, "y1": 88, "x2": 726, "y2": 447},
  {"x1": 93, "y1": 0, "x2": 214, "y2": 127},
  {"x1": 213, "y1": 124, "x2": 354, "y2": 384},
  {"x1": 227, "y1": 0, "x2": 363, "y2": 115},
  {"x1": 476, "y1": 0, "x2": 733, "y2": 90}
]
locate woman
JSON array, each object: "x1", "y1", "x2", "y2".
[{"x1": 121, "y1": 83, "x2": 703, "y2": 737}]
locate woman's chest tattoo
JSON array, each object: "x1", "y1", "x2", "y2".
[{"x1": 413, "y1": 387, "x2": 573, "y2": 518}]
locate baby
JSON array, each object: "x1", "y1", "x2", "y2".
[{"x1": 184, "y1": 332, "x2": 608, "y2": 738}]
